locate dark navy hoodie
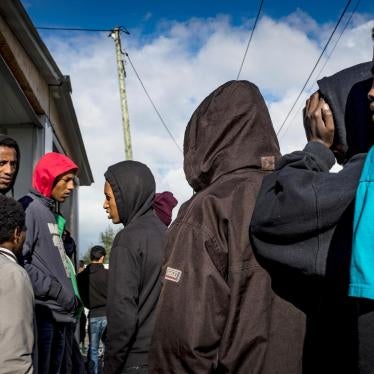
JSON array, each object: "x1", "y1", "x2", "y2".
[{"x1": 20, "y1": 152, "x2": 78, "y2": 323}]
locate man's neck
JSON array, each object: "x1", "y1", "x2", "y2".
[{"x1": 0, "y1": 243, "x2": 15, "y2": 253}]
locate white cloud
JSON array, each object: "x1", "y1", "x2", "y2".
[{"x1": 43, "y1": 13, "x2": 374, "y2": 256}]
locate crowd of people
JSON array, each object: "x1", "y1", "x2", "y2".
[{"x1": 0, "y1": 26, "x2": 373, "y2": 374}]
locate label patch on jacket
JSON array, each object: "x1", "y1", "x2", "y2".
[
  {"x1": 261, "y1": 156, "x2": 275, "y2": 171},
  {"x1": 165, "y1": 267, "x2": 182, "y2": 283}
]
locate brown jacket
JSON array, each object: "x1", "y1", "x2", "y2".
[{"x1": 149, "y1": 81, "x2": 306, "y2": 373}]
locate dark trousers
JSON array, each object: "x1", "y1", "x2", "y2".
[
  {"x1": 61, "y1": 322, "x2": 86, "y2": 374},
  {"x1": 35, "y1": 305, "x2": 68, "y2": 374}
]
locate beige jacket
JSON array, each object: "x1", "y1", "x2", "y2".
[{"x1": 0, "y1": 249, "x2": 34, "y2": 373}]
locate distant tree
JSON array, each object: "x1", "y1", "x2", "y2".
[
  {"x1": 82, "y1": 250, "x2": 91, "y2": 265},
  {"x1": 100, "y1": 225, "x2": 117, "y2": 263},
  {"x1": 80, "y1": 225, "x2": 118, "y2": 265}
]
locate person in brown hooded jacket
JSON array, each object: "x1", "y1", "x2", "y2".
[{"x1": 149, "y1": 80, "x2": 306, "y2": 373}]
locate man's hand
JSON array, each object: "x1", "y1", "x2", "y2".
[{"x1": 303, "y1": 91, "x2": 334, "y2": 149}]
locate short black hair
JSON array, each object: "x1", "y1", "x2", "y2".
[
  {"x1": 90, "y1": 245, "x2": 106, "y2": 261},
  {"x1": 0, "y1": 195, "x2": 25, "y2": 243},
  {"x1": 0, "y1": 136, "x2": 18, "y2": 151}
]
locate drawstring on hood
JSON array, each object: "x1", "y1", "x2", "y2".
[
  {"x1": 32, "y1": 152, "x2": 78, "y2": 198},
  {"x1": 184, "y1": 80, "x2": 280, "y2": 192},
  {"x1": 0, "y1": 135, "x2": 20, "y2": 195},
  {"x1": 104, "y1": 160, "x2": 156, "y2": 226}
]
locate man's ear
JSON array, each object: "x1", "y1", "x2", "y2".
[{"x1": 13, "y1": 227, "x2": 22, "y2": 244}]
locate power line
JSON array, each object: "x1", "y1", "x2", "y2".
[
  {"x1": 36, "y1": 26, "x2": 112, "y2": 32},
  {"x1": 125, "y1": 51, "x2": 183, "y2": 154},
  {"x1": 237, "y1": 0, "x2": 264, "y2": 80},
  {"x1": 36, "y1": 26, "x2": 131, "y2": 34},
  {"x1": 276, "y1": 0, "x2": 353, "y2": 136},
  {"x1": 278, "y1": 0, "x2": 361, "y2": 141},
  {"x1": 36, "y1": 25, "x2": 181, "y2": 153}
]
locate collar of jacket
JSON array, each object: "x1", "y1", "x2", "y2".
[
  {"x1": 0, "y1": 247, "x2": 17, "y2": 263},
  {"x1": 30, "y1": 189, "x2": 57, "y2": 211}
]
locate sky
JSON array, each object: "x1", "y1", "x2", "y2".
[{"x1": 21, "y1": 0, "x2": 374, "y2": 257}]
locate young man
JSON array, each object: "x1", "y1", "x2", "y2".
[
  {"x1": 78, "y1": 245, "x2": 108, "y2": 374},
  {"x1": 0, "y1": 135, "x2": 20, "y2": 195},
  {"x1": 149, "y1": 80, "x2": 305, "y2": 373},
  {"x1": 20, "y1": 152, "x2": 80, "y2": 374},
  {"x1": 0, "y1": 194, "x2": 34, "y2": 373},
  {"x1": 103, "y1": 161, "x2": 166, "y2": 374},
  {"x1": 250, "y1": 30, "x2": 374, "y2": 374}
]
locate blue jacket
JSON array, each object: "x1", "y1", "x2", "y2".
[{"x1": 349, "y1": 146, "x2": 374, "y2": 299}]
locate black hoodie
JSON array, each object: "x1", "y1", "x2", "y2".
[
  {"x1": 251, "y1": 61, "x2": 374, "y2": 374},
  {"x1": 103, "y1": 161, "x2": 166, "y2": 374},
  {"x1": 0, "y1": 135, "x2": 20, "y2": 195},
  {"x1": 318, "y1": 61, "x2": 373, "y2": 162}
]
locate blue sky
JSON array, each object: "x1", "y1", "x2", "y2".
[
  {"x1": 20, "y1": 0, "x2": 374, "y2": 255},
  {"x1": 24, "y1": 0, "x2": 373, "y2": 35}
]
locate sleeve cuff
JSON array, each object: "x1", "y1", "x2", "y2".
[{"x1": 303, "y1": 141, "x2": 336, "y2": 171}]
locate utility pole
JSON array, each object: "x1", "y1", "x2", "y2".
[{"x1": 110, "y1": 27, "x2": 133, "y2": 160}]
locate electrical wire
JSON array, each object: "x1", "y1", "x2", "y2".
[
  {"x1": 236, "y1": 0, "x2": 264, "y2": 80},
  {"x1": 36, "y1": 26, "x2": 112, "y2": 32},
  {"x1": 124, "y1": 51, "x2": 183, "y2": 154},
  {"x1": 37, "y1": 24, "x2": 181, "y2": 152},
  {"x1": 276, "y1": 0, "x2": 353, "y2": 136},
  {"x1": 278, "y1": 0, "x2": 361, "y2": 141}
]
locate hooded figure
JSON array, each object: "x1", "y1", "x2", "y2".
[
  {"x1": 251, "y1": 52, "x2": 374, "y2": 373},
  {"x1": 19, "y1": 152, "x2": 79, "y2": 374},
  {"x1": 149, "y1": 80, "x2": 305, "y2": 373},
  {"x1": 152, "y1": 191, "x2": 178, "y2": 226},
  {"x1": 0, "y1": 135, "x2": 20, "y2": 195},
  {"x1": 317, "y1": 61, "x2": 374, "y2": 162},
  {"x1": 103, "y1": 161, "x2": 166, "y2": 374}
]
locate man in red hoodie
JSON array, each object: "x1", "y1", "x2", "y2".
[{"x1": 20, "y1": 152, "x2": 80, "y2": 374}]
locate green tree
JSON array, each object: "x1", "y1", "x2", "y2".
[
  {"x1": 82, "y1": 250, "x2": 91, "y2": 264},
  {"x1": 81, "y1": 225, "x2": 117, "y2": 264},
  {"x1": 100, "y1": 225, "x2": 117, "y2": 263}
]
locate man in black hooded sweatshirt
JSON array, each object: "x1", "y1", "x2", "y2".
[
  {"x1": 0, "y1": 135, "x2": 20, "y2": 195},
  {"x1": 251, "y1": 29, "x2": 374, "y2": 374},
  {"x1": 102, "y1": 160, "x2": 166, "y2": 374}
]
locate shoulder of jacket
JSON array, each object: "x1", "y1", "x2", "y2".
[
  {"x1": 0, "y1": 260, "x2": 28, "y2": 280},
  {"x1": 19, "y1": 195, "x2": 34, "y2": 211}
]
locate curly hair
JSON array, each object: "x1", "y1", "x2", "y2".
[{"x1": 0, "y1": 195, "x2": 25, "y2": 244}]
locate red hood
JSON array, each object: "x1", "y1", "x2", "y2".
[{"x1": 32, "y1": 152, "x2": 78, "y2": 197}]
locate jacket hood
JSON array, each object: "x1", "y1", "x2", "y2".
[
  {"x1": 32, "y1": 152, "x2": 78, "y2": 197},
  {"x1": 317, "y1": 61, "x2": 373, "y2": 162},
  {"x1": 184, "y1": 80, "x2": 281, "y2": 191},
  {"x1": 0, "y1": 135, "x2": 20, "y2": 194},
  {"x1": 104, "y1": 160, "x2": 155, "y2": 226},
  {"x1": 153, "y1": 191, "x2": 178, "y2": 226}
]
